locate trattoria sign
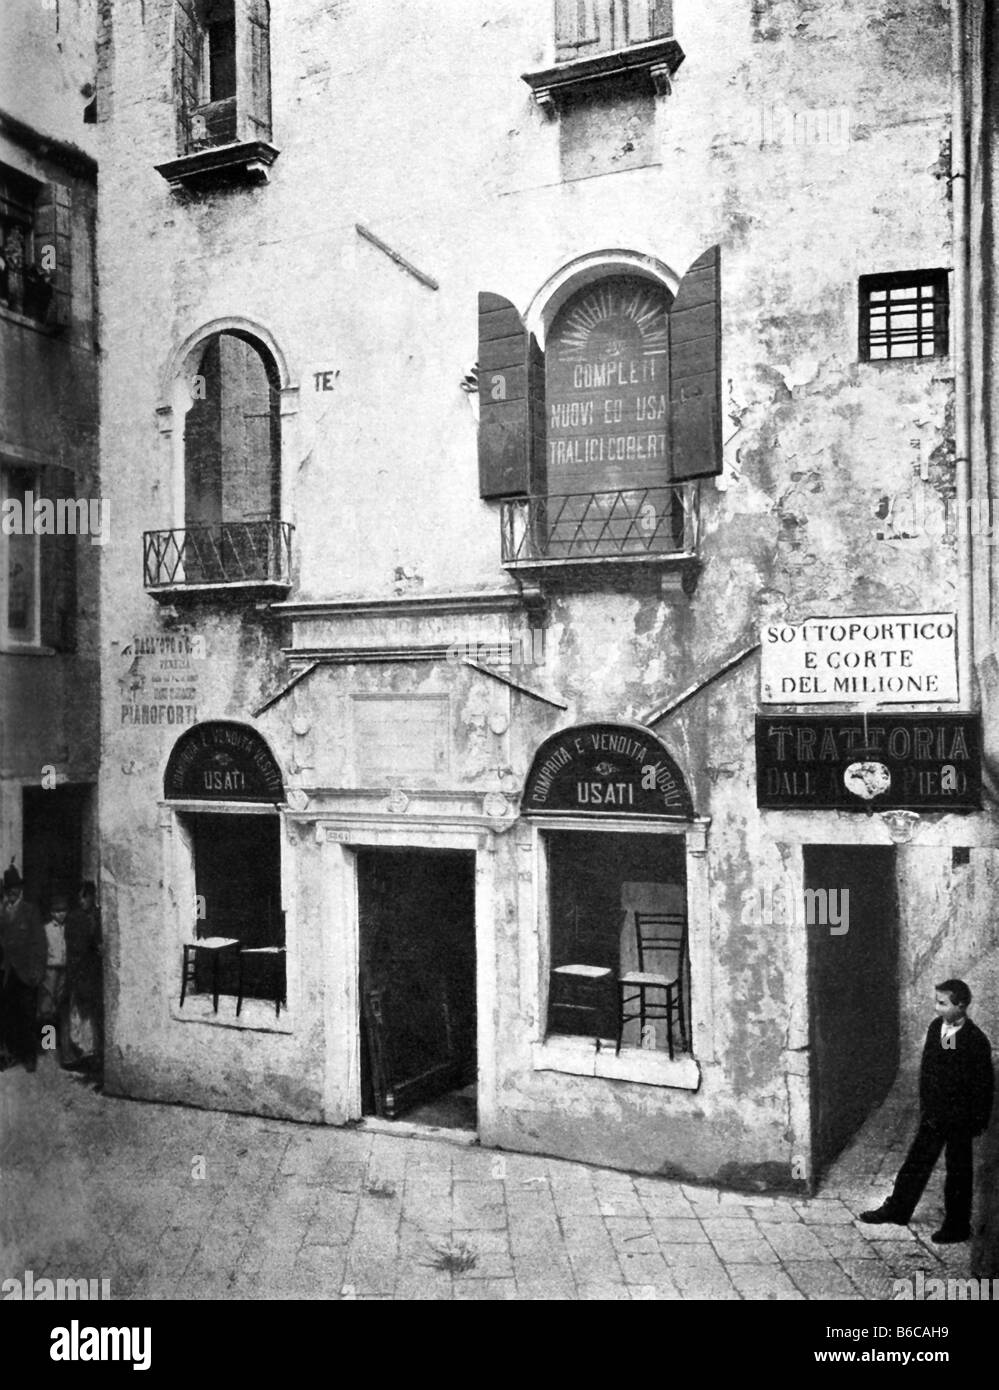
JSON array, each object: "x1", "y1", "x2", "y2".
[
  {"x1": 163, "y1": 722, "x2": 285, "y2": 803},
  {"x1": 756, "y1": 714, "x2": 981, "y2": 811},
  {"x1": 760, "y1": 614, "x2": 958, "y2": 704},
  {"x1": 522, "y1": 724, "x2": 692, "y2": 818}
]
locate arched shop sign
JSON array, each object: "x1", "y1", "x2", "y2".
[
  {"x1": 522, "y1": 723, "x2": 693, "y2": 819},
  {"x1": 164, "y1": 722, "x2": 285, "y2": 804}
]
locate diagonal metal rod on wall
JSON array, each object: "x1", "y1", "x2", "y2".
[{"x1": 355, "y1": 223, "x2": 439, "y2": 290}]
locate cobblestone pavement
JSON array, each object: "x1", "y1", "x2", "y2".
[{"x1": 0, "y1": 1055, "x2": 976, "y2": 1300}]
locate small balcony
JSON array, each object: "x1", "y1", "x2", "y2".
[
  {"x1": 143, "y1": 520, "x2": 294, "y2": 601},
  {"x1": 500, "y1": 485, "x2": 700, "y2": 596}
]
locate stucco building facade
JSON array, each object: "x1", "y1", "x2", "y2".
[{"x1": 94, "y1": 0, "x2": 998, "y2": 1196}]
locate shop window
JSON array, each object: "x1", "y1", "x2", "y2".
[
  {"x1": 161, "y1": 0, "x2": 276, "y2": 185},
  {"x1": 859, "y1": 270, "x2": 949, "y2": 361},
  {"x1": 0, "y1": 165, "x2": 71, "y2": 327},
  {"x1": 545, "y1": 830, "x2": 689, "y2": 1054},
  {"x1": 184, "y1": 811, "x2": 283, "y2": 1003},
  {"x1": 1, "y1": 464, "x2": 77, "y2": 651}
]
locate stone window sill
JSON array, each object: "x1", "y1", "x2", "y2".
[
  {"x1": 522, "y1": 37, "x2": 685, "y2": 116},
  {"x1": 155, "y1": 141, "x2": 280, "y2": 189},
  {"x1": 532, "y1": 1035, "x2": 700, "y2": 1089},
  {"x1": 170, "y1": 994, "x2": 292, "y2": 1034}
]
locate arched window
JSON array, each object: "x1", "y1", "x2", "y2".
[
  {"x1": 182, "y1": 331, "x2": 281, "y2": 584},
  {"x1": 145, "y1": 324, "x2": 292, "y2": 592},
  {"x1": 478, "y1": 249, "x2": 720, "y2": 564}
]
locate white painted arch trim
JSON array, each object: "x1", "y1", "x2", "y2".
[
  {"x1": 154, "y1": 318, "x2": 301, "y2": 532},
  {"x1": 158, "y1": 315, "x2": 297, "y2": 406},
  {"x1": 525, "y1": 248, "x2": 681, "y2": 350}
]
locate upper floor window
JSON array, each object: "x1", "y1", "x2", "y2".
[
  {"x1": 0, "y1": 167, "x2": 71, "y2": 328},
  {"x1": 173, "y1": 0, "x2": 272, "y2": 155},
  {"x1": 555, "y1": 0, "x2": 674, "y2": 60},
  {"x1": 1, "y1": 464, "x2": 77, "y2": 651},
  {"x1": 859, "y1": 270, "x2": 949, "y2": 362},
  {"x1": 477, "y1": 248, "x2": 721, "y2": 503},
  {"x1": 144, "y1": 329, "x2": 291, "y2": 592}
]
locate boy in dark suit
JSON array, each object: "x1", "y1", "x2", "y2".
[{"x1": 861, "y1": 979, "x2": 994, "y2": 1243}]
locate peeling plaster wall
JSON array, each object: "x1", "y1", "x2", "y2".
[{"x1": 96, "y1": 0, "x2": 998, "y2": 1183}]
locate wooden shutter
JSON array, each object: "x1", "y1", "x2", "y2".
[
  {"x1": 35, "y1": 183, "x2": 72, "y2": 329},
  {"x1": 174, "y1": 0, "x2": 204, "y2": 153},
  {"x1": 236, "y1": 0, "x2": 272, "y2": 143},
  {"x1": 555, "y1": 0, "x2": 604, "y2": 58},
  {"x1": 627, "y1": 0, "x2": 674, "y2": 43},
  {"x1": 40, "y1": 466, "x2": 77, "y2": 653},
  {"x1": 478, "y1": 293, "x2": 535, "y2": 500},
  {"x1": 669, "y1": 245, "x2": 722, "y2": 482}
]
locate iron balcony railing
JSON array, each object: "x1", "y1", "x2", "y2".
[
  {"x1": 500, "y1": 484, "x2": 699, "y2": 564},
  {"x1": 143, "y1": 520, "x2": 294, "y2": 590}
]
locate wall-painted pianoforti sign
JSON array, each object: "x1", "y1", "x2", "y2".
[
  {"x1": 756, "y1": 714, "x2": 981, "y2": 811},
  {"x1": 522, "y1": 723, "x2": 693, "y2": 818},
  {"x1": 164, "y1": 722, "x2": 285, "y2": 802}
]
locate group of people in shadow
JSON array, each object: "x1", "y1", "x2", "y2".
[{"x1": 0, "y1": 861, "x2": 102, "y2": 1075}]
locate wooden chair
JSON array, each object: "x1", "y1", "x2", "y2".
[
  {"x1": 180, "y1": 927, "x2": 240, "y2": 1013},
  {"x1": 549, "y1": 964, "x2": 615, "y2": 1044},
  {"x1": 616, "y1": 911, "x2": 687, "y2": 1058},
  {"x1": 236, "y1": 945, "x2": 286, "y2": 1017}
]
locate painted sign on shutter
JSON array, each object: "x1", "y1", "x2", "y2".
[{"x1": 545, "y1": 276, "x2": 671, "y2": 495}]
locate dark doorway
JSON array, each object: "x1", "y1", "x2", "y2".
[
  {"x1": 188, "y1": 811, "x2": 282, "y2": 1000},
  {"x1": 358, "y1": 848, "x2": 477, "y2": 1127},
  {"x1": 22, "y1": 784, "x2": 91, "y2": 919},
  {"x1": 806, "y1": 845, "x2": 900, "y2": 1179}
]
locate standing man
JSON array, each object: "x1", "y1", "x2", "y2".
[
  {"x1": 0, "y1": 863, "x2": 47, "y2": 1073},
  {"x1": 861, "y1": 980, "x2": 994, "y2": 1243}
]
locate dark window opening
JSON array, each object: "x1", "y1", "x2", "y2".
[
  {"x1": 0, "y1": 166, "x2": 51, "y2": 322},
  {"x1": 860, "y1": 270, "x2": 949, "y2": 362},
  {"x1": 206, "y1": 2, "x2": 237, "y2": 101},
  {"x1": 187, "y1": 811, "x2": 283, "y2": 1002},
  {"x1": 546, "y1": 830, "x2": 688, "y2": 1053}
]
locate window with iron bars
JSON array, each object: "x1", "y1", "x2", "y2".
[{"x1": 859, "y1": 270, "x2": 949, "y2": 362}]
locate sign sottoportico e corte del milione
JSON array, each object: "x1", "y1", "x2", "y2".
[{"x1": 760, "y1": 613, "x2": 959, "y2": 704}]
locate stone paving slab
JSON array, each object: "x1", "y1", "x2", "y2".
[{"x1": 0, "y1": 1054, "x2": 981, "y2": 1300}]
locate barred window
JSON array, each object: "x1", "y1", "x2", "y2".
[{"x1": 860, "y1": 270, "x2": 949, "y2": 362}]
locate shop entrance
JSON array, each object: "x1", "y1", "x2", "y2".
[
  {"x1": 357, "y1": 848, "x2": 477, "y2": 1129},
  {"x1": 22, "y1": 783, "x2": 92, "y2": 918},
  {"x1": 806, "y1": 845, "x2": 900, "y2": 1179}
]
